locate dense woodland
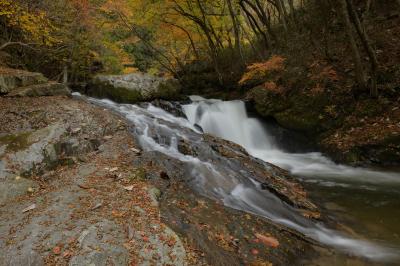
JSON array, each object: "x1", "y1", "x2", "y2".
[{"x1": 1, "y1": 0, "x2": 399, "y2": 96}]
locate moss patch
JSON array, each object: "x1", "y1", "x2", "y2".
[
  {"x1": 275, "y1": 109, "x2": 320, "y2": 133},
  {"x1": 153, "y1": 79, "x2": 182, "y2": 100},
  {"x1": 0, "y1": 132, "x2": 32, "y2": 153}
]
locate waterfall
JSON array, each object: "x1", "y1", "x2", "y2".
[{"x1": 183, "y1": 96, "x2": 400, "y2": 186}]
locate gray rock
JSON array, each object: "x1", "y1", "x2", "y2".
[
  {"x1": 7, "y1": 82, "x2": 71, "y2": 97},
  {"x1": 147, "y1": 187, "x2": 161, "y2": 207},
  {"x1": 0, "y1": 69, "x2": 48, "y2": 94},
  {"x1": 0, "y1": 176, "x2": 38, "y2": 204},
  {"x1": 85, "y1": 73, "x2": 181, "y2": 103},
  {"x1": 2, "y1": 250, "x2": 44, "y2": 266},
  {"x1": 134, "y1": 224, "x2": 187, "y2": 266},
  {"x1": 3, "y1": 123, "x2": 67, "y2": 175},
  {"x1": 69, "y1": 221, "x2": 130, "y2": 266}
]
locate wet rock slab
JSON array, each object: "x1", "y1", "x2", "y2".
[
  {"x1": 135, "y1": 152, "x2": 325, "y2": 266},
  {"x1": 0, "y1": 96, "x2": 191, "y2": 266}
]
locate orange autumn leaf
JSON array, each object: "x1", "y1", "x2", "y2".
[
  {"x1": 52, "y1": 246, "x2": 62, "y2": 255},
  {"x1": 255, "y1": 233, "x2": 279, "y2": 248}
]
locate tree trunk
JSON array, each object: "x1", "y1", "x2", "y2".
[
  {"x1": 288, "y1": 0, "x2": 297, "y2": 23},
  {"x1": 242, "y1": 0, "x2": 277, "y2": 45},
  {"x1": 275, "y1": 0, "x2": 288, "y2": 32},
  {"x1": 346, "y1": 0, "x2": 379, "y2": 97},
  {"x1": 63, "y1": 66, "x2": 68, "y2": 84},
  {"x1": 227, "y1": 0, "x2": 245, "y2": 65},
  {"x1": 339, "y1": 0, "x2": 367, "y2": 90}
]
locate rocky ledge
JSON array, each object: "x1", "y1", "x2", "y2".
[
  {"x1": 82, "y1": 73, "x2": 182, "y2": 103},
  {"x1": 0, "y1": 68, "x2": 70, "y2": 97},
  {"x1": 0, "y1": 96, "x2": 190, "y2": 265}
]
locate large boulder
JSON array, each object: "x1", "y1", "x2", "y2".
[
  {"x1": 7, "y1": 82, "x2": 71, "y2": 97},
  {"x1": 0, "y1": 68, "x2": 48, "y2": 94},
  {"x1": 0, "y1": 67, "x2": 71, "y2": 97},
  {"x1": 85, "y1": 73, "x2": 182, "y2": 103}
]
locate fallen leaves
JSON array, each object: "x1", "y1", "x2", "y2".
[
  {"x1": 255, "y1": 233, "x2": 279, "y2": 248},
  {"x1": 62, "y1": 250, "x2": 73, "y2": 258},
  {"x1": 111, "y1": 210, "x2": 125, "y2": 218},
  {"x1": 251, "y1": 248, "x2": 259, "y2": 255},
  {"x1": 52, "y1": 246, "x2": 62, "y2": 255}
]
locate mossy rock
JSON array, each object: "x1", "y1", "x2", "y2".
[
  {"x1": 128, "y1": 167, "x2": 147, "y2": 181},
  {"x1": 0, "y1": 132, "x2": 32, "y2": 153},
  {"x1": 275, "y1": 109, "x2": 321, "y2": 133},
  {"x1": 85, "y1": 74, "x2": 181, "y2": 103},
  {"x1": 249, "y1": 86, "x2": 290, "y2": 117},
  {"x1": 86, "y1": 80, "x2": 144, "y2": 103},
  {"x1": 151, "y1": 79, "x2": 182, "y2": 100},
  {"x1": 0, "y1": 68, "x2": 48, "y2": 94},
  {"x1": 7, "y1": 82, "x2": 71, "y2": 97}
]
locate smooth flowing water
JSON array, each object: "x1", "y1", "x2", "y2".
[
  {"x1": 183, "y1": 96, "x2": 400, "y2": 261},
  {"x1": 75, "y1": 93, "x2": 400, "y2": 263}
]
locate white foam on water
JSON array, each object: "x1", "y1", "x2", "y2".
[{"x1": 183, "y1": 98, "x2": 400, "y2": 185}]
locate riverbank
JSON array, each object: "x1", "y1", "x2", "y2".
[{"x1": 0, "y1": 95, "x2": 192, "y2": 265}]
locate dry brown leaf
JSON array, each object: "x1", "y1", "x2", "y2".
[{"x1": 255, "y1": 233, "x2": 279, "y2": 248}]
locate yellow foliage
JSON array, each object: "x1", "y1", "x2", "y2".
[
  {"x1": 239, "y1": 55, "x2": 285, "y2": 85},
  {"x1": 123, "y1": 67, "x2": 138, "y2": 74},
  {"x1": 0, "y1": 0, "x2": 58, "y2": 46}
]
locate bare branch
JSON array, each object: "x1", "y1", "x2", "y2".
[{"x1": 0, "y1": 42, "x2": 38, "y2": 51}]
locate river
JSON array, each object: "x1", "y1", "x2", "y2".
[{"x1": 76, "y1": 93, "x2": 400, "y2": 264}]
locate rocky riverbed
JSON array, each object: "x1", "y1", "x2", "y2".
[
  {"x1": 2, "y1": 64, "x2": 398, "y2": 265},
  {"x1": 0, "y1": 90, "x2": 352, "y2": 265}
]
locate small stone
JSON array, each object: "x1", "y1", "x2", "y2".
[
  {"x1": 130, "y1": 148, "x2": 141, "y2": 154},
  {"x1": 71, "y1": 128, "x2": 81, "y2": 134},
  {"x1": 91, "y1": 202, "x2": 102, "y2": 210},
  {"x1": 109, "y1": 167, "x2": 118, "y2": 172},
  {"x1": 78, "y1": 230, "x2": 90, "y2": 248},
  {"x1": 22, "y1": 204, "x2": 36, "y2": 213},
  {"x1": 15, "y1": 176, "x2": 21, "y2": 181},
  {"x1": 123, "y1": 185, "x2": 134, "y2": 191},
  {"x1": 27, "y1": 187, "x2": 34, "y2": 193}
]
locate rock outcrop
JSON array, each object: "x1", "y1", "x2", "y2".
[
  {"x1": 84, "y1": 73, "x2": 181, "y2": 103},
  {"x1": 0, "y1": 68, "x2": 70, "y2": 97},
  {"x1": 0, "y1": 96, "x2": 190, "y2": 265}
]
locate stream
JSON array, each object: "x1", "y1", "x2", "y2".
[{"x1": 76, "y1": 93, "x2": 400, "y2": 263}]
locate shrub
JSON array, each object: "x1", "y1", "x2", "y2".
[{"x1": 239, "y1": 55, "x2": 285, "y2": 86}]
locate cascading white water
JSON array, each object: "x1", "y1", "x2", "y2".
[
  {"x1": 73, "y1": 93, "x2": 400, "y2": 262},
  {"x1": 183, "y1": 96, "x2": 400, "y2": 186}
]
